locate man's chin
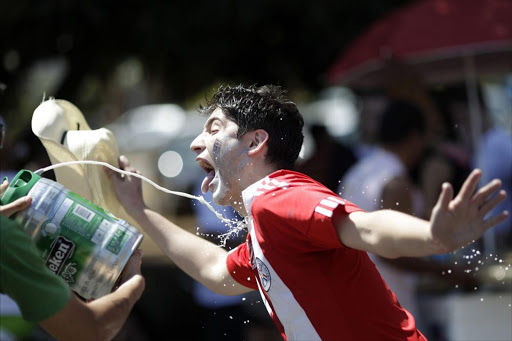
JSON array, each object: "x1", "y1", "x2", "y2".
[{"x1": 211, "y1": 190, "x2": 229, "y2": 207}]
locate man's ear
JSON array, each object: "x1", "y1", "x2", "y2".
[{"x1": 248, "y1": 129, "x2": 269, "y2": 155}]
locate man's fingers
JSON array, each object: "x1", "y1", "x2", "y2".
[
  {"x1": 104, "y1": 155, "x2": 142, "y2": 184},
  {"x1": 478, "y1": 189, "x2": 507, "y2": 217},
  {"x1": 456, "y1": 169, "x2": 482, "y2": 201},
  {"x1": 473, "y1": 179, "x2": 503, "y2": 206},
  {"x1": 436, "y1": 182, "x2": 453, "y2": 210},
  {"x1": 105, "y1": 155, "x2": 131, "y2": 180},
  {"x1": 104, "y1": 165, "x2": 124, "y2": 182},
  {"x1": 119, "y1": 155, "x2": 142, "y2": 177},
  {"x1": 484, "y1": 210, "x2": 510, "y2": 230},
  {"x1": 119, "y1": 155, "x2": 130, "y2": 169}
]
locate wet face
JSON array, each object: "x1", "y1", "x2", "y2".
[{"x1": 190, "y1": 108, "x2": 251, "y2": 207}]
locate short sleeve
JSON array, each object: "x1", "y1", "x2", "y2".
[
  {"x1": 0, "y1": 218, "x2": 71, "y2": 322},
  {"x1": 226, "y1": 243, "x2": 258, "y2": 290},
  {"x1": 253, "y1": 185, "x2": 364, "y2": 251}
]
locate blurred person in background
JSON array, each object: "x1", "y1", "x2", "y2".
[
  {"x1": 339, "y1": 100, "x2": 428, "y2": 319},
  {"x1": 107, "y1": 84, "x2": 508, "y2": 341},
  {"x1": 472, "y1": 101, "x2": 512, "y2": 253},
  {"x1": 427, "y1": 86, "x2": 511, "y2": 253},
  {"x1": 0, "y1": 115, "x2": 146, "y2": 341},
  {"x1": 296, "y1": 123, "x2": 357, "y2": 193},
  {"x1": 338, "y1": 100, "x2": 475, "y2": 335}
]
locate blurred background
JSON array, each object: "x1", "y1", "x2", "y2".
[{"x1": 1, "y1": 0, "x2": 511, "y2": 340}]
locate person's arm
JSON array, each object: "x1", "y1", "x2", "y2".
[
  {"x1": 337, "y1": 169, "x2": 509, "y2": 258},
  {"x1": 1, "y1": 183, "x2": 145, "y2": 341},
  {"x1": 38, "y1": 250, "x2": 145, "y2": 341},
  {"x1": 105, "y1": 155, "x2": 251, "y2": 296}
]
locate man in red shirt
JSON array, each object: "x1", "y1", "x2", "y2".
[{"x1": 107, "y1": 84, "x2": 508, "y2": 341}]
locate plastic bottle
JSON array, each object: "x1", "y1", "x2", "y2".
[{"x1": 1, "y1": 169, "x2": 143, "y2": 300}]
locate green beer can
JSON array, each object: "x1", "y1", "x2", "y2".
[{"x1": 1, "y1": 169, "x2": 144, "y2": 300}]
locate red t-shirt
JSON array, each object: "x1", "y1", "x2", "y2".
[{"x1": 227, "y1": 170, "x2": 427, "y2": 341}]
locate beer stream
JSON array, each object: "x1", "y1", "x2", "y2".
[{"x1": 35, "y1": 160, "x2": 248, "y2": 247}]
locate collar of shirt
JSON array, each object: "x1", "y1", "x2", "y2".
[{"x1": 241, "y1": 175, "x2": 269, "y2": 218}]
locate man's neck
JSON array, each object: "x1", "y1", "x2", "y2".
[{"x1": 230, "y1": 158, "x2": 279, "y2": 216}]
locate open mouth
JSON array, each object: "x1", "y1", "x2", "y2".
[{"x1": 198, "y1": 159, "x2": 216, "y2": 194}]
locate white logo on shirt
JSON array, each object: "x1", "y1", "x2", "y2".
[
  {"x1": 256, "y1": 257, "x2": 271, "y2": 291},
  {"x1": 255, "y1": 178, "x2": 289, "y2": 196},
  {"x1": 314, "y1": 196, "x2": 345, "y2": 218}
]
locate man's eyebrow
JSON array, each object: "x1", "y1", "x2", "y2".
[{"x1": 204, "y1": 116, "x2": 221, "y2": 129}]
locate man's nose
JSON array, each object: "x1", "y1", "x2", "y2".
[{"x1": 190, "y1": 133, "x2": 205, "y2": 154}]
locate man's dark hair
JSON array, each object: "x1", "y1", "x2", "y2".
[
  {"x1": 199, "y1": 84, "x2": 304, "y2": 170},
  {"x1": 377, "y1": 100, "x2": 426, "y2": 145}
]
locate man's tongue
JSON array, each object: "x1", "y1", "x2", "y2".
[{"x1": 201, "y1": 170, "x2": 215, "y2": 194}]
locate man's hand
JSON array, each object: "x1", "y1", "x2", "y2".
[
  {"x1": 104, "y1": 155, "x2": 146, "y2": 217},
  {"x1": 0, "y1": 180, "x2": 32, "y2": 217},
  {"x1": 430, "y1": 169, "x2": 509, "y2": 253}
]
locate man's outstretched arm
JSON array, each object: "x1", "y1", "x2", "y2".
[
  {"x1": 337, "y1": 169, "x2": 509, "y2": 259},
  {"x1": 105, "y1": 155, "x2": 252, "y2": 296}
]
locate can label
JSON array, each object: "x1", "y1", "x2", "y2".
[
  {"x1": 46, "y1": 236, "x2": 75, "y2": 275},
  {"x1": 15, "y1": 177, "x2": 143, "y2": 299}
]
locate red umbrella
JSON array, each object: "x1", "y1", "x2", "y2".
[{"x1": 327, "y1": 0, "x2": 512, "y2": 88}]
